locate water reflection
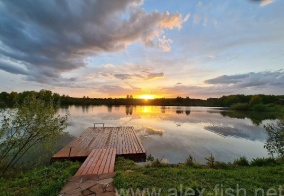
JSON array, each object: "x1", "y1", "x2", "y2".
[
  {"x1": 220, "y1": 110, "x2": 278, "y2": 125},
  {"x1": 107, "y1": 105, "x2": 112, "y2": 113},
  {"x1": 125, "y1": 105, "x2": 133, "y2": 115},
  {"x1": 185, "y1": 110, "x2": 191, "y2": 115},
  {"x1": 137, "y1": 127, "x2": 164, "y2": 137},
  {"x1": 59, "y1": 105, "x2": 274, "y2": 164}
]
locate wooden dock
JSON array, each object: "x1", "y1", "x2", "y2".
[
  {"x1": 53, "y1": 126, "x2": 146, "y2": 162},
  {"x1": 74, "y1": 148, "x2": 116, "y2": 176},
  {"x1": 57, "y1": 126, "x2": 146, "y2": 195}
]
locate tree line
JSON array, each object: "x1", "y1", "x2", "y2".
[{"x1": 0, "y1": 89, "x2": 283, "y2": 108}]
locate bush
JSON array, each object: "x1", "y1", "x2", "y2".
[
  {"x1": 0, "y1": 95, "x2": 68, "y2": 175},
  {"x1": 231, "y1": 103, "x2": 250, "y2": 111},
  {"x1": 146, "y1": 154, "x2": 154, "y2": 162},
  {"x1": 185, "y1": 155, "x2": 195, "y2": 166},
  {"x1": 264, "y1": 117, "x2": 284, "y2": 157},
  {"x1": 276, "y1": 156, "x2": 284, "y2": 164},
  {"x1": 185, "y1": 155, "x2": 202, "y2": 168},
  {"x1": 250, "y1": 158, "x2": 278, "y2": 166},
  {"x1": 214, "y1": 161, "x2": 230, "y2": 169},
  {"x1": 251, "y1": 104, "x2": 268, "y2": 112},
  {"x1": 148, "y1": 158, "x2": 169, "y2": 168},
  {"x1": 249, "y1": 95, "x2": 263, "y2": 107},
  {"x1": 205, "y1": 154, "x2": 216, "y2": 168},
  {"x1": 233, "y1": 157, "x2": 250, "y2": 166}
]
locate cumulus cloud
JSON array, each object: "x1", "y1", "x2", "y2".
[
  {"x1": 157, "y1": 36, "x2": 173, "y2": 52},
  {"x1": 0, "y1": 0, "x2": 184, "y2": 83}
]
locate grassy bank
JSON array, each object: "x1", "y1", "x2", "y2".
[
  {"x1": 114, "y1": 157, "x2": 284, "y2": 195},
  {"x1": 1, "y1": 157, "x2": 284, "y2": 195},
  {"x1": 0, "y1": 161, "x2": 80, "y2": 196}
]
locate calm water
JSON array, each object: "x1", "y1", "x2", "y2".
[{"x1": 59, "y1": 105, "x2": 272, "y2": 164}]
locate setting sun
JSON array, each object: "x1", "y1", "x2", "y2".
[{"x1": 139, "y1": 94, "x2": 154, "y2": 100}]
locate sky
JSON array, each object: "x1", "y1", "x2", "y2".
[{"x1": 0, "y1": 0, "x2": 283, "y2": 99}]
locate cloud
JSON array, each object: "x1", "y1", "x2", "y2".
[
  {"x1": 114, "y1": 74, "x2": 133, "y2": 80},
  {"x1": 204, "y1": 70, "x2": 284, "y2": 88},
  {"x1": 183, "y1": 14, "x2": 191, "y2": 22},
  {"x1": 162, "y1": 85, "x2": 235, "y2": 98},
  {"x1": 48, "y1": 70, "x2": 284, "y2": 98},
  {"x1": 147, "y1": 72, "x2": 164, "y2": 80},
  {"x1": 95, "y1": 85, "x2": 141, "y2": 96},
  {"x1": 0, "y1": 57, "x2": 29, "y2": 75},
  {"x1": 0, "y1": 0, "x2": 184, "y2": 83},
  {"x1": 113, "y1": 72, "x2": 164, "y2": 80},
  {"x1": 159, "y1": 70, "x2": 284, "y2": 98},
  {"x1": 205, "y1": 74, "x2": 248, "y2": 84},
  {"x1": 87, "y1": 63, "x2": 165, "y2": 81},
  {"x1": 249, "y1": 0, "x2": 275, "y2": 7},
  {"x1": 157, "y1": 36, "x2": 173, "y2": 52},
  {"x1": 193, "y1": 14, "x2": 202, "y2": 24}
]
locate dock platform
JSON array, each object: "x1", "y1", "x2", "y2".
[{"x1": 52, "y1": 126, "x2": 146, "y2": 161}]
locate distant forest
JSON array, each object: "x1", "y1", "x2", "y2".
[{"x1": 0, "y1": 89, "x2": 283, "y2": 108}]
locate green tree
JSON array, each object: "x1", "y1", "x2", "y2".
[
  {"x1": 249, "y1": 95, "x2": 263, "y2": 106},
  {"x1": 0, "y1": 95, "x2": 68, "y2": 175},
  {"x1": 264, "y1": 117, "x2": 284, "y2": 158}
]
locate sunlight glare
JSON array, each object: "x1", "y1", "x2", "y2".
[{"x1": 139, "y1": 94, "x2": 154, "y2": 100}]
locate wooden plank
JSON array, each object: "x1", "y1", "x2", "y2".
[
  {"x1": 110, "y1": 127, "x2": 118, "y2": 152},
  {"x1": 120, "y1": 128, "x2": 124, "y2": 154},
  {"x1": 103, "y1": 149, "x2": 112, "y2": 174},
  {"x1": 74, "y1": 148, "x2": 117, "y2": 176},
  {"x1": 101, "y1": 148, "x2": 112, "y2": 174},
  {"x1": 129, "y1": 129, "x2": 139, "y2": 153},
  {"x1": 131, "y1": 129, "x2": 143, "y2": 153},
  {"x1": 127, "y1": 129, "x2": 135, "y2": 154},
  {"x1": 92, "y1": 148, "x2": 108, "y2": 174},
  {"x1": 108, "y1": 149, "x2": 116, "y2": 173},
  {"x1": 81, "y1": 149, "x2": 102, "y2": 175},
  {"x1": 86, "y1": 149, "x2": 103, "y2": 174},
  {"x1": 97, "y1": 149, "x2": 109, "y2": 175},
  {"x1": 124, "y1": 128, "x2": 130, "y2": 154},
  {"x1": 132, "y1": 128, "x2": 146, "y2": 153},
  {"x1": 75, "y1": 149, "x2": 97, "y2": 176},
  {"x1": 117, "y1": 128, "x2": 122, "y2": 154}
]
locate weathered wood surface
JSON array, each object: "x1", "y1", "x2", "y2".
[
  {"x1": 74, "y1": 148, "x2": 116, "y2": 176},
  {"x1": 52, "y1": 126, "x2": 146, "y2": 160}
]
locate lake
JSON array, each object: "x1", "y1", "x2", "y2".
[{"x1": 59, "y1": 105, "x2": 272, "y2": 164}]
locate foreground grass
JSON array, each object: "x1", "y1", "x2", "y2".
[
  {"x1": 0, "y1": 161, "x2": 80, "y2": 196},
  {"x1": 114, "y1": 157, "x2": 284, "y2": 195}
]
